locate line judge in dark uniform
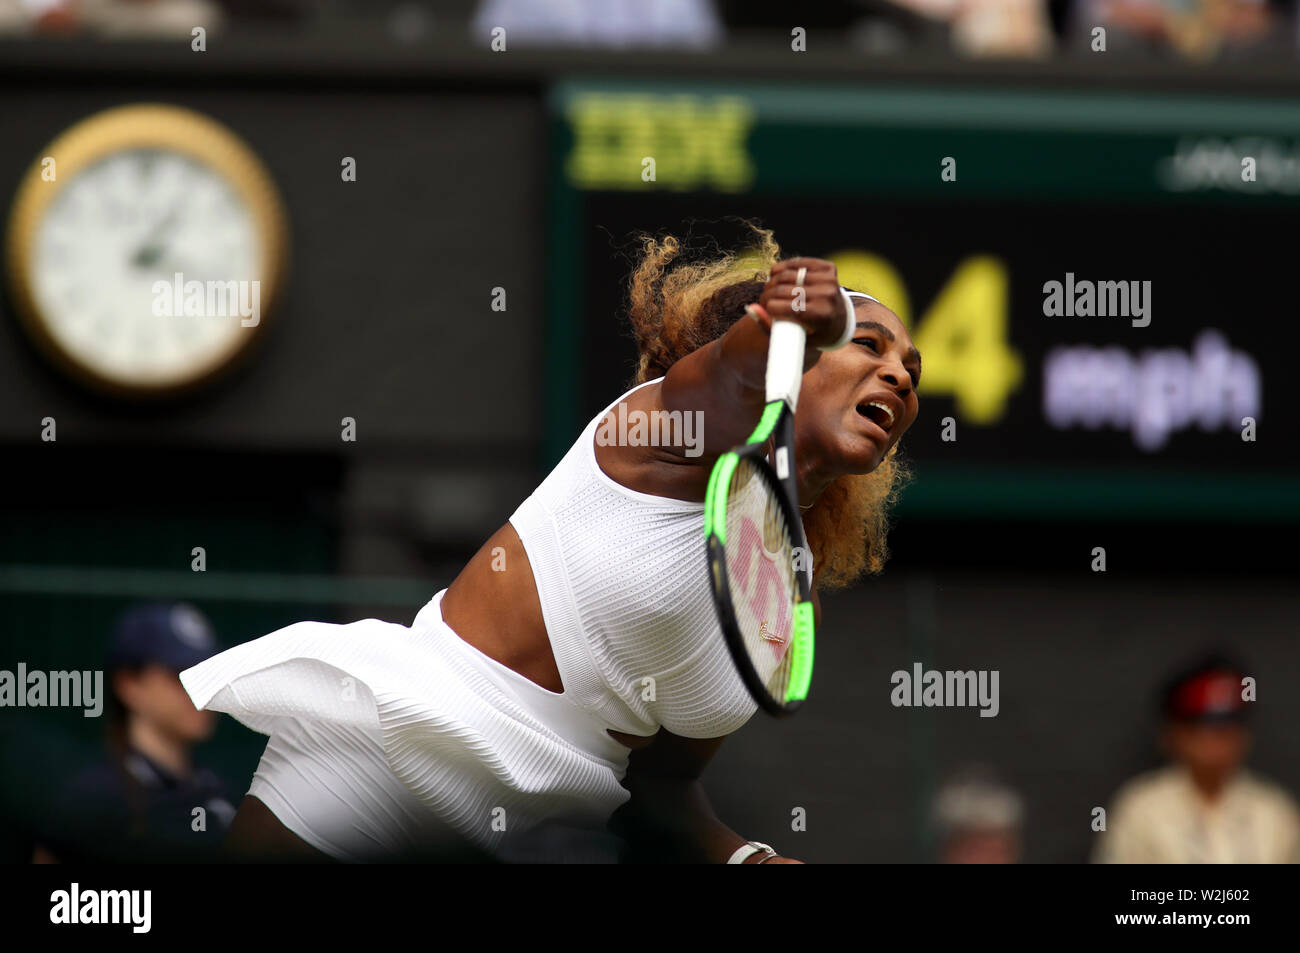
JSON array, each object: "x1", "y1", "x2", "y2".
[{"x1": 35, "y1": 603, "x2": 236, "y2": 863}]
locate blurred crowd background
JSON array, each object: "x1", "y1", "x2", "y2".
[
  {"x1": 0, "y1": 0, "x2": 1296, "y2": 62},
  {"x1": 0, "y1": 0, "x2": 1296, "y2": 863}
]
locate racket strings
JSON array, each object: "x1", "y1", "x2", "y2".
[{"x1": 722, "y1": 458, "x2": 800, "y2": 701}]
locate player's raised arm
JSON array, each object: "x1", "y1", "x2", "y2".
[{"x1": 659, "y1": 257, "x2": 852, "y2": 460}]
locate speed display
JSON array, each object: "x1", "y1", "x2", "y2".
[{"x1": 546, "y1": 81, "x2": 1300, "y2": 522}]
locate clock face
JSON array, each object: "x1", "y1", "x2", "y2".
[
  {"x1": 32, "y1": 148, "x2": 262, "y2": 389},
  {"x1": 5, "y1": 104, "x2": 288, "y2": 396}
]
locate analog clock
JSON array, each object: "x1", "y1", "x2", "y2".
[{"x1": 4, "y1": 103, "x2": 289, "y2": 396}]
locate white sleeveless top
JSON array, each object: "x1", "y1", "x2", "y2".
[
  {"x1": 180, "y1": 378, "x2": 756, "y2": 862},
  {"x1": 509, "y1": 377, "x2": 758, "y2": 740}
]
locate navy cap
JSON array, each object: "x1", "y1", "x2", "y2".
[{"x1": 107, "y1": 603, "x2": 220, "y2": 673}]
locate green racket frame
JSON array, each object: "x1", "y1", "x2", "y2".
[{"x1": 704, "y1": 400, "x2": 815, "y2": 716}]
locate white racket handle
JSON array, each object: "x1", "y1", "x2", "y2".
[{"x1": 765, "y1": 319, "x2": 807, "y2": 410}]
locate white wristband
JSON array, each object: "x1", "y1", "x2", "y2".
[
  {"x1": 822, "y1": 288, "x2": 883, "y2": 351},
  {"x1": 727, "y1": 840, "x2": 777, "y2": 864},
  {"x1": 818, "y1": 288, "x2": 859, "y2": 352}
]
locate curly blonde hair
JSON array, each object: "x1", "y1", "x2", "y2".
[{"x1": 625, "y1": 226, "x2": 909, "y2": 589}]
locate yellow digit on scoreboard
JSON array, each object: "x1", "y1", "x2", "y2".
[
  {"x1": 825, "y1": 251, "x2": 911, "y2": 324},
  {"x1": 915, "y1": 256, "x2": 1022, "y2": 424},
  {"x1": 827, "y1": 251, "x2": 1022, "y2": 425}
]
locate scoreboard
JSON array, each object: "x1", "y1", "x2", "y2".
[{"x1": 545, "y1": 80, "x2": 1300, "y2": 523}]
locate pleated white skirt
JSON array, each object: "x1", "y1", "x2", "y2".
[{"x1": 180, "y1": 590, "x2": 633, "y2": 862}]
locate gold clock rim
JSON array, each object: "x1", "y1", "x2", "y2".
[{"x1": 4, "y1": 103, "x2": 290, "y2": 399}]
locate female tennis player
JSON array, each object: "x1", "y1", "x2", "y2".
[{"x1": 181, "y1": 228, "x2": 920, "y2": 864}]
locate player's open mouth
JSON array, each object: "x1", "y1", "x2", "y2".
[{"x1": 856, "y1": 400, "x2": 895, "y2": 433}]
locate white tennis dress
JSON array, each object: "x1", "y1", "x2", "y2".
[{"x1": 181, "y1": 379, "x2": 758, "y2": 863}]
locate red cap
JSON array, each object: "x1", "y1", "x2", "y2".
[{"x1": 1165, "y1": 667, "x2": 1246, "y2": 722}]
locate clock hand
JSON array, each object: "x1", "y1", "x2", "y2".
[{"x1": 130, "y1": 207, "x2": 182, "y2": 269}]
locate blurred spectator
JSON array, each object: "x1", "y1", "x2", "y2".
[
  {"x1": 719, "y1": 0, "x2": 1051, "y2": 56},
  {"x1": 0, "y1": 0, "x2": 305, "y2": 36},
  {"x1": 33, "y1": 603, "x2": 235, "y2": 863},
  {"x1": 470, "y1": 0, "x2": 724, "y2": 49},
  {"x1": 0, "y1": 0, "x2": 220, "y2": 36},
  {"x1": 1094, "y1": 654, "x2": 1300, "y2": 863},
  {"x1": 0, "y1": 0, "x2": 75, "y2": 32},
  {"x1": 885, "y1": 0, "x2": 1056, "y2": 55},
  {"x1": 932, "y1": 763, "x2": 1025, "y2": 862},
  {"x1": 1069, "y1": 0, "x2": 1285, "y2": 59}
]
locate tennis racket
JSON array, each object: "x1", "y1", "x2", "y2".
[{"x1": 704, "y1": 304, "x2": 815, "y2": 716}]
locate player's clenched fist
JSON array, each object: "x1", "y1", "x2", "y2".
[{"x1": 746, "y1": 258, "x2": 849, "y2": 350}]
